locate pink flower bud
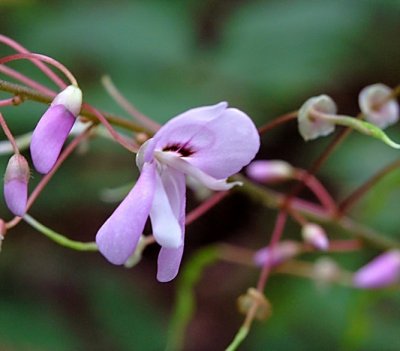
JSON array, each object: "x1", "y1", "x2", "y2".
[
  {"x1": 30, "y1": 85, "x2": 82, "y2": 174},
  {"x1": 4, "y1": 154, "x2": 30, "y2": 216},
  {"x1": 246, "y1": 160, "x2": 294, "y2": 184},
  {"x1": 254, "y1": 240, "x2": 301, "y2": 267},
  {"x1": 302, "y1": 223, "x2": 329, "y2": 251},
  {"x1": 353, "y1": 250, "x2": 400, "y2": 289},
  {"x1": 359, "y1": 84, "x2": 399, "y2": 129},
  {"x1": 298, "y1": 95, "x2": 337, "y2": 141}
]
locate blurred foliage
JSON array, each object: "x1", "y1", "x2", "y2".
[{"x1": 1, "y1": 0, "x2": 400, "y2": 350}]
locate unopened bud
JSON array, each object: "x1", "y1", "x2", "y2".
[
  {"x1": 246, "y1": 160, "x2": 294, "y2": 184},
  {"x1": 30, "y1": 85, "x2": 83, "y2": 174},
  {"x1": 302, "y1": 223, "x2": 329, "y2": 251},
  {"x1": 4, "y1": 154, "x2": 29, "y2": 216},
  {"x1": 359, "y1": 84, "x2": 399, "y2": 129},
  {"x1": 353, "y1": 250, "x2": 400, "y2": 289},
  {"x1": 237, "y1": 288, "x2": 272, "y2": 321},
  {"x1": 254, "y1": 240, "x2": 301, "y2": 267},
  {"x1": 298, "y1": 95, "x2": 337, "y2": 141},
  {"x1": 313, "y1": 257, "x2": 340, "y2": 290}
]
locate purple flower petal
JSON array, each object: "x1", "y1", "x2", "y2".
[
  {"x1": 96, "y1": 162, "x2": 156, "y2": 265},
  {"x1": 3, "y1": 154, "x2": 29, "y2": 217},
  {"x1": 353, "y1": 250, "x2": 400, "y2": 289},
  {"x1": 4, "y1": 179, "x2": 27, "y2": 217},
  {"x1": 30, "y1": 104, "x2": 76, "y2": 174},
  {"x1": 152, "y1": 102, "x2": 260, "y2": 179},
  {"x1": 157, "y1": 245, "x2": 184, "y2": 282}
]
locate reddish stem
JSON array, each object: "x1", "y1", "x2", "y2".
[
  {"x1": 82, "y1": 103, "x2": 139, "y2": 152},
  {"x1": 258, "y1": 111, "x2": 298, "y2": 135},
  {"x1": 0, "y1": 35, "x2": 66, "y2": 88},
  {"x1": 0, "y1": 64, "x2": 56, "y2": 97},
  {"x1": 0, "y1": 111, "x2": 19, "y2": 154},
  {"x1": 0, "y1": 53, "x2": 76, "y2": 88},
  {"x1": 186, "y1": 191, "x2": 230, "y2": 225},
  {"x1": 294, "y1": 170, "x2": 337, "y2": 214}
]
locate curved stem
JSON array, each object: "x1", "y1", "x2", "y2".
[
  {"x1": 0, "y1": 64, "x2": 56, "y2": 96},
  {"x1": 294, "y1": 169, "x2": 337, "y2": 214},
  {"x1": 0, "y1": 34, "x2": 66, "y2": 88},
  {"x1": 23, "y1": 214, "x2": 98, "y2": 251},
  {"x1": 0, "y1": 111, "x2": 19, "y2": 154},
  {"x1": 101, "y1": 75, "x2": 160, "y2": 132},
  {"x1": 0, "y1": 53, "x2": 76, "y2": 87},
  {"x1": 82, "y1": 103, "x2": 139, "y2": 152}
]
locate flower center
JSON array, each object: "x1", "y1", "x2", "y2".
[{"x1": 162, "y1": 143, "x2": 195, "y2": 157}]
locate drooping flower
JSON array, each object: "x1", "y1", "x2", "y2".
[
  {"x1": 30, "y1": 85, "x2": 82, "y2": 174},
  {"x1": 353, "y1": 250, "x2": 400, "y2": 289},
  {"x1": 359, "y1": 83, "x2": 399, "y2": 129},
  {"x1": 246, "y1": 160, "x2": 294, "y2": 183},
  {"x1": 297, "y1": 95, "x2": 337, "y2": 141},
  {"x1": 301, "y1": 223, "x2": 329, "y2": 251},
  {"x1": 3, "y1": 154, "x2": 30, "y2": 216},
  {"x1": 96, "y1": 102, "x2": 260, "y2": 282}
]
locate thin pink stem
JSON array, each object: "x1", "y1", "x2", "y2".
[
  {"x1": 5, "y1": 125, "x2": 94, "y2": 231},
  {"x1": 0, "y1": 64, "x2": 56, "y2": 97},
  {"x1": 82, "y1": 103, "x2": 139, "y2": 152},
  {"x1": 0, "y1": 111, "x2": 19, "y2": 154},
  {"x1": 0, "y1": 53, "x2": 76, "y2": 88},
  {"x1": 294, "y1": 170, "x2": 337, "y2": 214},
  {"x1": 101, "y1": 76, "x2": 160, "y2": 132},
  {"x1": 0, "y1": 35, "x2": 66, "y2": 88},
  {"x1": 258, "y1": 111, "x2": 298, "y2": 135},
  {"x1": 257, "y1": 210, "x2": 288, "y2": 290},
  {"x1": 186, "y1": 191, "x2": 230, "y2": 225},
  {"x1": 327, "y1": 239, "x2": 362, "y2": 252}
]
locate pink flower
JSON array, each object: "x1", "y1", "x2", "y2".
[
  {"x1": 96, "y1": 102, "x2": 260, "y2": 282},
  {"x1": 246, "y1": 160, "x2": 294, "y2": 183},
  {"x1": 3, "y1": 154, "x2": 30, "y2": 216},
  {"x1": 353, "y1": 250, "x2": 400, "y2": 289},
  {"x1": 30, "y1": 85, "x2": 82, "y2": 174}
]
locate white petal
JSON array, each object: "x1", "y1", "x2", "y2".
[{"x1": 150, "y1": 170, "x2": 183, "y2": 248}]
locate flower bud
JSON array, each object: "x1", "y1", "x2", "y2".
[
  {"x1": 298, "y1": 95, "x2": 337, "y2": 141},
  {"x1": 254, "y1": 240, "x2": 301, "y2": 267},
  {"x1": 30, "y1": 85, "x2": 82, "y2": 174},
  {"x1": 359, "y1": 84, "x2": 399, "y2": 129},
  {"x1": 3, "y1": 154, "x2": 29, "y2": 216},
  {"x1": 246, "y1": 160, "x2": 294, "y2": 184},
  {"x1": 353, "y1": 250, "x2": 400, "y2": 289},
  {"x1": 302, "y1": 223, "x2": 329, "y2": 251}
]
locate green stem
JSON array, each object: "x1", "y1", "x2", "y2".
[
  {"x1": 319, "y1": 113, "x2": 400, "y2": 149},
  {"x1": 23, "y1": 214, "x2": 98, "y2": 251},
  {"x1": 225, "y1": 326, "x2": 249, "y2": 351},
  {"x1": 0, "y1": 78, "x2": 152, "y2": 134}
]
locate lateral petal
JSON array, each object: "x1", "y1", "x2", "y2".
[
  {"x1": 157, "y1": 245, "x2": 184, "y2": 282},
  {"x1": 96, "y1": 162, "x2": 156, "y2": 265}
]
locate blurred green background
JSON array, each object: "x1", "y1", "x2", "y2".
[{"x1": 1, "y1": 0, "x2": 400, "y2": 350}]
